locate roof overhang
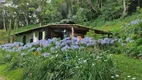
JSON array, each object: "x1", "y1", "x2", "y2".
[{"x1": 14, "y1": 24, "x2": 112, "y2": 36}]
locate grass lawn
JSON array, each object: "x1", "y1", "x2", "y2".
[
  {"x1": 0, "y1": 63, "x2": 24, "y2": 80},
  {"x1": 113, "y1": 54, "x2": 142, "y2": 80},
  {"x1": 0, "y1": 54, "x2": 142, "y2": 80},
  {"x1": 15, "y1": 24, "x2": 39, "y2": 33}
]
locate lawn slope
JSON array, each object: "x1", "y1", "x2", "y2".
[
  {"x1": 0, "y1": 64, "x2": 23, "y2": 80},
  {"x1": 113, "y1": 54, "x2": 142, "y2": 80}
]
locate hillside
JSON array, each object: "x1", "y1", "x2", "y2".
[{"x1": 0, "y1": 13, "x2": 139, "y2": 44}]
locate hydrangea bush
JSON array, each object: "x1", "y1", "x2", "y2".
[
  {"x1": 114, "y1": 19, "x2": 142, "y2": 58},
  {"x1": 0, "y1": 37, "x2": 118, "y2": 80},
  {"x1": 0, "y1": 37, "x2": 114, "y2": 53}
]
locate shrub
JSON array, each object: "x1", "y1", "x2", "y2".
[
  {"x1": 85, "y1": 30, "x2": 100, "y2": 39},
  {"x1": 136, "y1": 39, "x2": 142, "y2": 46},
  {"x1": 21, "y1": 48, "x2": 117, "y2": 80},
  {"x1": 0, "y1": 37, "x2": 117, "y2": 80}
]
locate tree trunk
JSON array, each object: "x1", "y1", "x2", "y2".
[
  {"x1": 8, "y1": 19, "x2": 12, "y2": 43},
  {"x1": 12, "y1": 19, "x2": 17, "y2": 42},
  {"x1": 24, "y1": 13, "x2": 28, "y2": 26},
  {"x1": 88, "y1": 0, "x2": 98, "y2": 12},
  {"x1": 3, "y1": 9, "x2": 6, "y2": 30},
  {"x1": 122, "y1": 0, "x2": 127, "y2": 17},
  {"x1": 100, "y1": 0, "x2": 102, "y2": 9},
  {"x1": 98, "y1": 0, "x2": 102, "y2": 9}
]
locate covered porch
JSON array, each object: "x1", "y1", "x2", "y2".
[{"x1": 15, "y1": 24, "x2": 112, "y2": 44}]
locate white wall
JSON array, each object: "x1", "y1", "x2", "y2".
[
  {"x1": 33, "y1": 32, "x2": 38, "y2": 42},
  {"x1": 17, "y1": 30, "x2": 47, "y2": 44},
  {"x1": 42, "y1": 31, "x2": 45, "y2": 40}
]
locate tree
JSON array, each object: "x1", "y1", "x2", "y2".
[
  {"x1": 122, "y1": 0, "x2": 127, "y2": 17},
  {"x1": 8, "y1": 19, "x2": 12, "y2": 43}
]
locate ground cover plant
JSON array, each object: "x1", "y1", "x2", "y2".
[
  {"x1": 113, "y1": 54, "x2": 142, "y2": 80},
  {"x1": 0, "y1": 37, "x2": 118, "y2": 80},
  {"x1": 110, "y1": 18, "x2": 142, "y2": 58}
]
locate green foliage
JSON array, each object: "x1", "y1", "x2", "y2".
[
  {"x1": 0, "y1": 30, "x2": 8, "y2": 44},
  {"x1": 21, "y1": 48, "x2": 116, "y2": 80},
  {"x1": 137, "y1": 6, "x2": 142, "y2": 19},
  {"x1": 0, "y1": 63, "x2": 24, "y2": 80},
  {"x1": 115, "y1": 18, "x2": 142, "y2": 58},
  {"x1": 0, "y1": 46, "x2": 117, "y2": 80},
  {"x1": 0, "y1": 0, "x2": 134, "y2": 28},
  {"x1": 15, "y1": 24, "x2": 39, "y2": 33},
  {"x1": 85, "y1": 30, "x2": 100, "y2": 39},
  {"x1": 135, "y1": 39, "x2": 142, "y2": 46},
  {"x1": 100, "y1": 0, "x2": 123, "y2": 20},
  {"x1": 113, "y1": 54, "x2": 142, "y2": 80},
  {"x1": 72, "y1": 8, "x2": 88, "y2": 23}
]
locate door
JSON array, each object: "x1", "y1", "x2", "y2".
[{"x1": 38, "y1": 32, "x2": 43, "y2": 40}]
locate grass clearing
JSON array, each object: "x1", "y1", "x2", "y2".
[
  {"x1": 82, "y1": 14, "x2": 138, "y2": 32},
  {"x1": 1, "y1": 54, "x2": 142, "y2": 80},
  {"x1": 0, "y1": 64, "x2": 23, "y2": 80},
  {"x1": 113, "y1": 54, "x2": 142, "y2": 80}
]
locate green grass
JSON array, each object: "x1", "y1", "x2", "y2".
[
  {"x1": 0, "y1": 64, "x2": 24, "y2": 80},
  {"x1": 0, "y1": 30, "x2": 8, "y2": 44},
  {"x1": 82, "y1": 13, "x2": 139, "y2": 32},
  {"x1": 113, "y1": 54, "x2": 142, "y2": 80},
  {"x1": 0, "y1": 13, "x2": 141, "y2": 80},
  {"x1": 1, "y1": 54, "x2": 142, "y2": 80},
  {"x1": 15, "y1": 24, "x2": 39, "y2": 33}
]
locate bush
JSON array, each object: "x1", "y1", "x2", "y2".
[
  {"x1": 21, "y1": 48, "x2": 117, "y2": 80},
  {"x1": 0, "y1": 37, "x2": 117, "y2": 80},
  {"x1": 136, "y1": 39, "x2": 142, "y2": 46},
  {"x1": 85, "y1": 30, "x2": 100, "y2": 39}
]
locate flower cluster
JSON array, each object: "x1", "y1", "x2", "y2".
[
  {"x1": 121, "y1": 19, "x2": 142, "y2": 28},
  {"x1": 128, "y1": 19, "x2": 142, "y2": 26},
  {"x1": 98, "y1": 38, "x2": 114, "y2": 45},
  {"x1": 0, "y1": 37, "x2": 115, "y2": 53}
]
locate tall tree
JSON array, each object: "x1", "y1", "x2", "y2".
[
  {"x1": 87, "y1": 0, "x2": 98, "y2": 12},
  {"x1": 122, "y1": 0, "x2": 127, "y2": 17}
]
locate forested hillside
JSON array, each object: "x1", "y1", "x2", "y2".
[
  {"x1": 0, "y1": 0, "x2": 142, "y2": 80},
  {"x1": 0, "y1": 0, "x2": 141, "y2": 29}
]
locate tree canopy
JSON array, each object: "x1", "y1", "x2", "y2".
[{"x1": 0, "y1": 0, "x2": 139, "y2": 29}]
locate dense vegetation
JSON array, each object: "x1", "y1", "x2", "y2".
[
  {"x1": 0, "y1": 0, "x2": 138, "y2": 29},
  {"x1": 0, "y1": 37, "x2": 117, "y2": 80},
  {"x1": 0, "y1": 0, "x2": 142, "y2": 80}
]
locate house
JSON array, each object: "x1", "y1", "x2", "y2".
[{"x1": 14, "y1": 24, "x2": 112, "y2": 44}]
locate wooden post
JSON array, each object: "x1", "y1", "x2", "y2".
[
  {"x1": 71, "y1": 27, "x2": 74, "y2": 38},
  {"x1": 42, "y1": 31, "x2": 45, "y2": 40}
]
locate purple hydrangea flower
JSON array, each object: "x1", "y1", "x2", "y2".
[{"x1": 41, "y1": 52, "x2": 50, "y2": 58}]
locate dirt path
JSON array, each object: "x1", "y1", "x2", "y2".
[{"x1": 0, "y1": 76, "x2": 5, "y2": 80}]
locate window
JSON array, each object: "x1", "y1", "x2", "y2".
[{"x1": 30, "y1": 33, "x2": 33, "y2": 43}]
